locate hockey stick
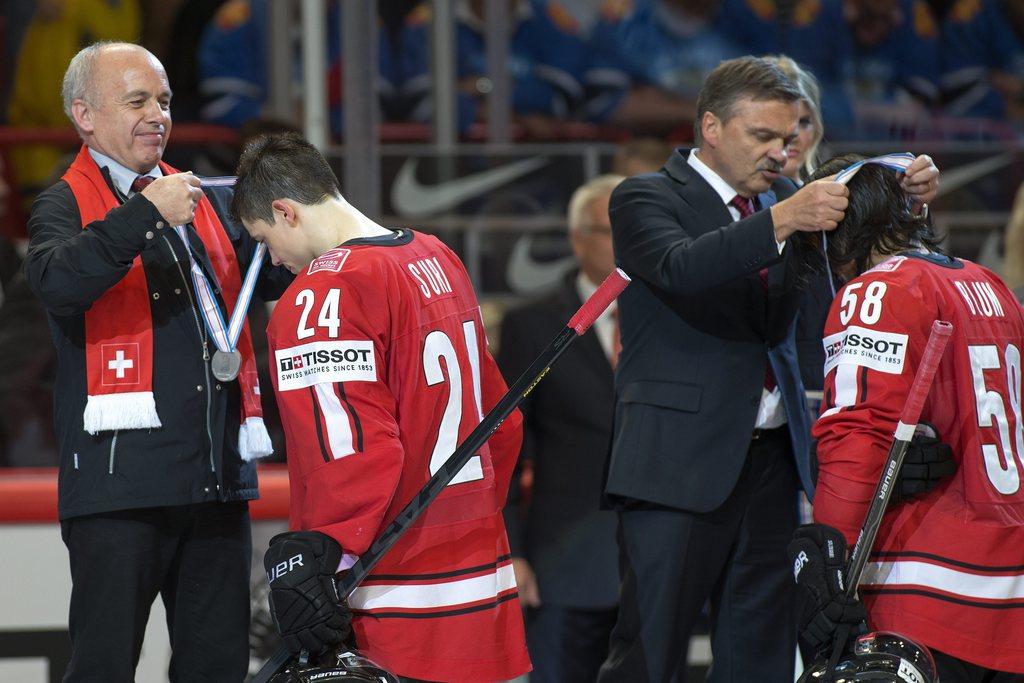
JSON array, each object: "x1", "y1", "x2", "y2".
[
  {"x1": 802, "y1": 320, "x2": 953, "y2": 681},
  {"x1": 252, "y1": 268, "x2": 632, "y2": 683},
  {"x1": 843, "y1": 319, "x2": 952, "y2": 593}
]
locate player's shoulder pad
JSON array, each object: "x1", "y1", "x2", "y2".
[
  {"x1": 834, "y1": 257, "x2": 925, "y2": 307},
  {"x1": 213, "y1": 0, "x2": 251, "y2": 31}
]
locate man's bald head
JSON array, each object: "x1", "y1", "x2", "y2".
[
  {"x1": 62, "y1": 42, "x2": 165, "y2": 123},
  {"x1": 63, "y1": 42, "x2": 173, "y2": 173}
]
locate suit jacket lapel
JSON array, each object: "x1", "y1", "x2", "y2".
[{"x1": 665, "y1": 149, "x2": 734, "y2": 234}]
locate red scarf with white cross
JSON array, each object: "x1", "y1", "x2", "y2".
[{"x1": 64, "y1": 145, "x2": 272, "y2": 460}]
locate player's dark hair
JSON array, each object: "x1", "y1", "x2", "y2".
[
  {"x1": 694, "y1": 56, "x2": 803, "y2": 145},
  {"x1": 231, "y1": 132, "x2": 341, "y2": 224},
  {"x1": 810, "y1": 154, "x2": 941, "y2": 275}
]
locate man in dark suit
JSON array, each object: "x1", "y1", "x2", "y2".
[
  {"x1": 500, "y1": 174, "x2": 625, "y2": 683},
  {"x1": 599, "y1": 56, "x2": 941, "y2": 682},
  {"x1": 597, "y1": 56, "x2": 850, "y2": 683}
]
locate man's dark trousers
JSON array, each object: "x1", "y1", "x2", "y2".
[
  {"x1": 60, "y1": 502, "x2": 251, "y2": 682},
  {"x1": 599, "y1": 428, "x2": 799, "y2": 682}
]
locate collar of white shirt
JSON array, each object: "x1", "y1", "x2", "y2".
[
  {"x1": 87, "y1": 148, "x2": 163, "y2": 199},
  {"x1": 687, "y1": 148, "x2": 785, "y2": 253},
  {"x1": 687, "y1": 148, "x2": 742, "y2": 207}
]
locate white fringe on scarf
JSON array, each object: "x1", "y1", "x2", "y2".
[
  {"x1": 239, "y1": 416, "x2": 274, "y2": 461},
  {"x1": 83, "y1": 392, "x2": 162, "y2": 435}
]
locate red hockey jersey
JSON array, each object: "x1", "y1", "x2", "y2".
[
  {"x1": 266, "y1": 229, "x2": 529, "y2": 681},
  {"x1": 813, "y1": 253, "x2": 1024, "y2": 672}
]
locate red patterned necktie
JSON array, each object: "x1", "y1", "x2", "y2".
[
  {"x1": 729, "y1": 195, "x2": 777, "y2": 393},
  {"x1": 131, "y1": 175, "x2": 154, "y2": 193}
]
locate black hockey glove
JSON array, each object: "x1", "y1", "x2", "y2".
[
  {"x1": 264, "y1": 530, "x2": 352, "y2": 655},
  {"x1": 891, "y1": 424, "x2": 956, "y2": 507},
  {"x1": 788, "y1": 523, "x2": 867, "y2": 655}
]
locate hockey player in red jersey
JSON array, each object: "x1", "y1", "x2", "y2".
[
  {"x1": 230, "y1": 133, "x2": 530, "y2": 682},
  {"x1": 801, "y1": 153, "x2": 1024, "y2": 678}
]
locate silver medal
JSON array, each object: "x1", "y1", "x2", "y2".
[{"x1": 211, "y1": 349, "x2": 242, "y2": 381}]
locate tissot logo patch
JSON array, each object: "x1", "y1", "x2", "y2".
[
  {"x1": 276, "y1": 340, "x2": 376, "y2": 390},
  {"x1": 824, "y1": 326, "x2": 908, "y2": 375}
]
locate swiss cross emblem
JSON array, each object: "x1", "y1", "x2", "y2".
[
  {"x1": 101, "y1": 343, "x2": 141, "y2": 385},
  {"x1": 292, "y1": 355, "x2": 304, "y2": 369}
]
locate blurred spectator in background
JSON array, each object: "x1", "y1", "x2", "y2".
[
  {"x1": 940, "y1": 0, "x2": 1024, "y2": 121},
  {"x1": 0, "y1": 121, "x2": 57, "y2": 468},
  {"x1": 397, "y1": 0, "x2": 589, "y2": 135},
  {"x1": 844, "y1": 0, "x2": 940, "y2": 135},
  {"x1": 583, "y1": 0, "x2": 741, "y2": 135},
  {"x1": 0, "y1": 154, "x2": 16, "y2": 297},
  {"x1": 767, "y1": 55, "x2": 824, "y2": 184},
  {"x1": 7, "y1": 0, "x2": 140, "y2": 205},
  {"x1": 138, "y1": 0, "x2": 186, "y2": 62},
  {"x1": 0, "y1": 0, "x2": 38, "y2": 124},
  {"x1": 612, "y1": 137, "x2": 674, "y2": 176},
  {"x1": 500, "y1": 174, "x2": 623, "y2": 683},
  {"x1": 161, "y1": 0, "x2": 230, "y2": 124},
  {"x1": 1002, "y1": 180, "x2": 1024, "y2": 296},
  {"x1": 198, "y1": 0, "x2": 401, "y2": 136},
  {"x1": 719, "y1": 0, "x2": 855, "y2": 130}
]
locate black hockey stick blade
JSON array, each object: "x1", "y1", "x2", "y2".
[{"x1": 251, "y1": 268, "x2": 631, "y2": 683}]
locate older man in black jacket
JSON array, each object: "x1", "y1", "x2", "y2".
[
  {"x1": 25, "y1": 42, "x2": 291, "y2": 682},
  {"x1": 598, "y1": 57, "x2": 939, "y2": 682}
]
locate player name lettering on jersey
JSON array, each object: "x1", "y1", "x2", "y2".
[
  {"x1": 406, "y1": 257, "x2": 454, "y2": 302},
  {"x1": 823, "y1": 325, "x2": 909, "y2": 375},
  {"x1": 275, "y1": 340, "x2": 377, "y2": 391},
  {"x1": 953, "y1": 279, "x2": 1006, "y2": 317}
]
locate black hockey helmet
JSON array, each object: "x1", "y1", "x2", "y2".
[
  {"x1": 268, "y1": 649, "x2": 400, "y2": 683},
  {"x1": 798, "y1": 631, "x2": 937, "y2": 682}
]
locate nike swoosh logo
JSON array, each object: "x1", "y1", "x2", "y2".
[
  {"x1": 506, "y1": 234, "x2": 576, "y2": 296},
  {"x1": 935, "y1": 153, "x2": 1014, "y2": 197},
  {"x1": 391, "y1": 157, "x2": 549, "y2": 218}
]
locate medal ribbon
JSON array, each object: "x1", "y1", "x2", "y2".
[
  {"x1": 174, "y1": 226, "x2": 265, "y2": 354},
  {"x1": 172, "y1": 175, "x2": 266, "y2": 354},
  {"x1": 823, "y1": 152, "x2": 917, "y2": 297}
]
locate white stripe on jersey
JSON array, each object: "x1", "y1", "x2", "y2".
[
  {"x1": 314, "y1": 383, "x2": 355, "y2": 459},
  {"x1": 862, "y1": 560, "x2": 1024, "y2": 601},
  {"x1": 822, "y1": 364, "x2": 860, "y2": 417},
  {"x1": 350, "y1": 562, "x2": 517, "y2": 611}
]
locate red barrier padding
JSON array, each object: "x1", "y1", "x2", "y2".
[{"x1": 0, "y1": 465, "x2": 291, "y2": 522}]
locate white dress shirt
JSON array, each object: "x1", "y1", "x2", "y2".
[{"x1": 687, "y1": 149, "x2": 787, "y2": 429}]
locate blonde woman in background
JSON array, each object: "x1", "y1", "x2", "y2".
[{"x1": 767, "y1": 55, "x2": 825, "y2": 185}]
